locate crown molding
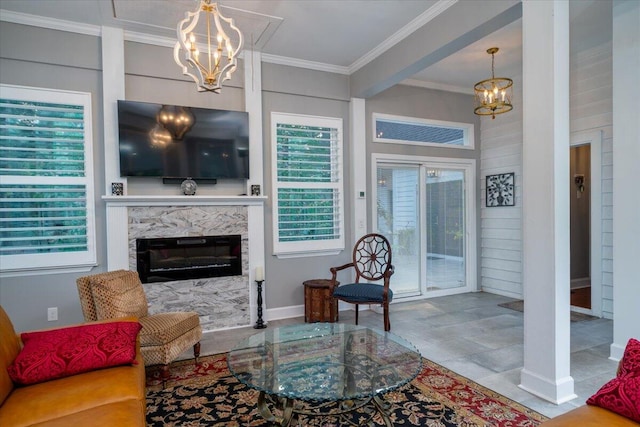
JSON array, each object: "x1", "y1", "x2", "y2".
[
  {"x1": 348, "y1": 0, "x2": 458, "y2": 74},
  {"x1": 0, "y1": 9, "x2": 101, "y2": 36},
  {"x1": 400, "y1": 78, "x2": 473, "y2": 95},
  {"x1": 1, "y1": 5, "x2": 460, "y2": 79},
  {"x1": 260, "y1": 53, "x2": 350, "y2": 75}
]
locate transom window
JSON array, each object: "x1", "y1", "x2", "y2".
[
  {"x1": 271, "y1": 112, "x2": 344, "y2": 257},
  {"x1": 0, "y1": 84, "x2": 96, "y2": 275},
  {"x1": 373, "y1": 113, "x2": 474, "y2": 149}
]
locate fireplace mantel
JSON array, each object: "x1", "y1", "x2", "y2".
[
  {"x1": 103, "y1": 194, "x2": 267, "y2": 330},
  {"x1": 103, "y1": 195, "x2": 267, "y2": 207}
]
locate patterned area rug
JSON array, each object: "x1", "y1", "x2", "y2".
[{"x1": 146, "y1": 354, "x2": 548, "y2": 426}]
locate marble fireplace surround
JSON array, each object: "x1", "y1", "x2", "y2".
[{"x1": 104, "y1": 195, "x2": 266, "y2": 332}]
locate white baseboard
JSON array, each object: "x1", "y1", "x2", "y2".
[
  {"x1": 263, "y1": 301, "x2": 363, "y2": 323},
  {"x1": 265, "y1": 304, "x2": 305, "y2": 321}
]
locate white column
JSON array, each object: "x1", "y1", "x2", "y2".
[
  {"x1": 244, "y1": 49, "x2": 266, "y2": 323},
  {"x1": 611, "y1": 0, "x2": 640, "y2": 360},
  {"x1": 244, "y1": 49, "x2": 264, "y2": 197},
  {"x1": 101, "y1": 27, "x2": 126, "y2": 196},
  {"x1": 350, "y1": 98, "x2": 367, "y2": 240},
  {"x1": 519, "y1": 0, "x2": 576, "y2": 404}
]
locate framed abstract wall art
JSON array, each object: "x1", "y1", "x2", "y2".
[{"x1": 486, "y1": 172, "x2": 515, "y2": 207}]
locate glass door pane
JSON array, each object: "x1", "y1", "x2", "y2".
[
  {"x1": 425, "y1": 169, "x2": 466, "y2": 291},
  {"x1": 376, "y1": 165, "x2": 420, "y2": 296}
]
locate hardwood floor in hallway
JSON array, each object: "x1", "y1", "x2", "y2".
[
  {"x1": 186, "y1": 291, "x2": 617, "y2": 419},
  {"x1": 570, "y1": 286, "x2": 591, "y2": 309}
]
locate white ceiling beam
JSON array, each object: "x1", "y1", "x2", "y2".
[{"x1": 349, "y1": 0, "x2": 522, "y2": 99}]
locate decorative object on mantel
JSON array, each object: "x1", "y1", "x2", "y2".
[
  {"x1": 111, "y1": 182, "x2": 124, "y2": 196},
  {"x1": 250, "y1": 184, "x2": 261, "y2": 196},
  {"x1": 486, "y1": 172, "x2": 515, "y2": 207},
  {"x1": 174, "y1": 0, "x2": 243, "y2": 93},
  {"x1": 181, "y1": 178, "x2": 198, "y2": 195},
  {"x1": 474, "y1": 47, "x2": 513, "y2": 119},
  {"x1": 254, "y1": 266, "x2": 266, "y2": 329}
]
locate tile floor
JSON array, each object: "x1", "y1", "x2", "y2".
[{"x1": 192, "y1": 291, "x2": 618, "y2": 419}]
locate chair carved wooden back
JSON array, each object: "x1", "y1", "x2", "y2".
[{"x1": 330, "y1": 233, "x2": 394, "y2": 331}]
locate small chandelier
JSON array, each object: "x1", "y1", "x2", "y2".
[
  {"x1": 174, "y1": 0, "x2": 243, "y2": 93},
  {"x1": 474, "y1": 47, "x2": 513, "y2": 119},
  {"x1": 156, "y1": 105, "x2": 195, "y2": 140}
]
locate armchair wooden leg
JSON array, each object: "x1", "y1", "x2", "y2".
[
  {"x1": 160, "y1": 364, "x2": 170, "y2": 388},
  {"x1": 355, "y1": 304, "x2": 359, "y2": 325},
  {"x1": 384, "y1": 304, "x2": 390, "y2": 331},
  {"x1": 193, "y1": 342, "x2": 201, "y2": 364}
]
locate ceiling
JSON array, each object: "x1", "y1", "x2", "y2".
[{"x1": 0, "y1": 0, "x2": 612, "y2": 95}]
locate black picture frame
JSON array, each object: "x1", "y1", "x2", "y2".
[{"x1": 486, "y1": 172, "x2": 515, "y2": 207}]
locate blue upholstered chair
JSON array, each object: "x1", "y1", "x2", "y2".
[{"x1": 329, "y1": 233, "x2": 394, "y2": 331}]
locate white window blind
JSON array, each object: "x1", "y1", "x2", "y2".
[
  {"x1": 373, "y1": 113, "x2": 474, "y2": 149},
  {"x1": 0, "y1": 84, "x2": 96, "y2": 274},
  {"x1": 271, "y1": 112, "x2": 344, "y2": 257}
]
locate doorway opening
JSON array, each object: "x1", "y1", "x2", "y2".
[
  {"x1": 373, "y1": 154, "x2": 477, "y2": 300},
  {"x1": 569, "y1": 130, "x2": 602, "y2": 316},
  {"x1": 570, "y1": 145, "x2": 591, "y2": 309}
]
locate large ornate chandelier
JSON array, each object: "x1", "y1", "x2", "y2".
[
  {"x1": 174, "y1": 0, "x2": 243, "y2": 93},
  {"x1": 474, "y1": 47, "x2": 513, "y2": 119}
]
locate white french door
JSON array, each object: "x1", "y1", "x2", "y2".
[{"x1": 373, "y1": 154, "x2": 476, "y2": 299}]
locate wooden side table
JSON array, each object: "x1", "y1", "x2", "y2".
[{"x1": 303, "y1": 279, "x2": 338, "y2": 323}]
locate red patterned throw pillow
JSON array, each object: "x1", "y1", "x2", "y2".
[
  {"x1": 587, "y1": 338, "x2": 640, "y2": 422},
  {"x1": 619, "y1": 338, "x2": 640, "y2": 376},
  {"x1": 7, "y1": 321, "x2": 141, "y2": 385}
]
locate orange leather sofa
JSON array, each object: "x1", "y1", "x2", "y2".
[
  {"x1": 0, "y1": 306, "x2": 146, "y2": 427},
  {"x1": 540, "y1": 404, "x2": 639, "y2": 426}
]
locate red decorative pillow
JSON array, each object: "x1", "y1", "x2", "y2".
[
  {"x1": 7, "y1": 321, "x2": 141, "y2": 385},
  {"x1": 587, "y1": 338, "x2": 640, "y2": 422},
  {"x1": 619, "y1": 338, "x2": 640, "y2": 376}
]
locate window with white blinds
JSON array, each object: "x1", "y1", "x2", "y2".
[
  {"x1": 373, "y1": 113, "x2": 474, "y2": 149},
  {"x1": 271, "y1": 112, "x2": 344, "y2": 257},
  {"x1": 0, "y1": 84, "x2": 96, "y2": 275}
]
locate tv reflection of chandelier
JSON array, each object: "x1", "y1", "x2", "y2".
[
  {"x1": 149, "y1": 125, "x2": 172, "y2": 148},
  {"x1": 156, "y1": 105, "x2": 195, "y2": 140}
]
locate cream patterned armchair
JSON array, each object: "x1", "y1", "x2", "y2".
[{"x1": 76, "y1": 270, "x2": 202, "y2": 384}]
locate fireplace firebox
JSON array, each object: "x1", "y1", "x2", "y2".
[{"x1": 136, "y1": 235, "x2": 241, "y2": 283}]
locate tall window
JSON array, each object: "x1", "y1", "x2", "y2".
[
  {"x1": 0, "y1": 84, "x2": 96, "y2": 275},
  {"x1": 271, "y1": 112, "x2": 344, "y2": 257}
]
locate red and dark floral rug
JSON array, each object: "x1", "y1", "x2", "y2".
[{"x1": 146, "y1": 354, "x2": 548, "y2": 426}]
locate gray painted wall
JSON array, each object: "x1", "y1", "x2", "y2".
[
  {"x1": 365, "y1": 85, "x2": 482, "y2": 289},
  {"x1": 261, "y1": 64, "x2": 352, "y2": 309},
  {"x1": 0, "y1": 23, "x2": 105, "y2": 330}
]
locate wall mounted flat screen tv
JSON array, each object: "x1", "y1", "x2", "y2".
[{"x1": 118, "y1": 100, "x2": 249, "y2": 180}]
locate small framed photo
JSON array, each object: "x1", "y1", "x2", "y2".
[{"x1": 486, "y1": 172, "x2": 515, "y2": 207}]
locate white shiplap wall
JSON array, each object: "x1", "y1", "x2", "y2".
[
  {"x1": 480, "y1": 74, "x2": 524, "y2": 298},
  {"x1": 570, "y1": 43, "x2": 613, "y2": 319},
  {"x1": 479, "y1": 42, "x2": 613, "y2": 319}
]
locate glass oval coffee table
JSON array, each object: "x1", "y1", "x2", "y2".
[{"x1": 227, "y1": 323, "x2": 422, "y2": 426}]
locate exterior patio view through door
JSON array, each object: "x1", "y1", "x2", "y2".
[{"x1": 373, "y1": 156, "x2": 476, "y2": 299}]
